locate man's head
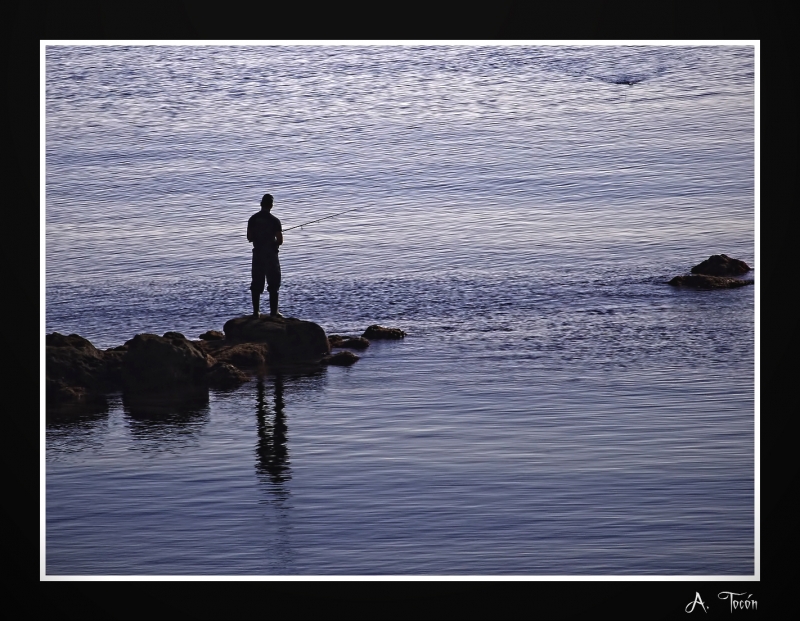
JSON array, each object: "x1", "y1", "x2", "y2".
[{"x1": 261, "y1": 194, "x2": 274, "y2": 210}]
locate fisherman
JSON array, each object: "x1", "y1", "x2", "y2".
[{"x1": 247, "y1": 193, "x2": 283, "y2": 318}]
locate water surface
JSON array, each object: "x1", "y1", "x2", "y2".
[{"x1": 45, "y1": 44, "x2": 756, "y2": 576}]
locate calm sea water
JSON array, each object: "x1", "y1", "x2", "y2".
[{"x1": 44, "y1": 44, "x2": 756, "y2": 576}]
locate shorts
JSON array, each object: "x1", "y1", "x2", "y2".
[{"x1": 250, "y1": 249, "x2": 281, "y2": 295}]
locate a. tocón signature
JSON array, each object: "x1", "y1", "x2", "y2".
[{"x1": 686, "y1": 591, "x2": 758, "y2": 613}]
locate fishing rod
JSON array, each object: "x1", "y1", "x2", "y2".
[{"x1": 283, "y1": 206, "x2": 364, "y2": 233}]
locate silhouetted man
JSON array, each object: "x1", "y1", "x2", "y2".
[{"x1": 248, "y1": 193, "x2": 283, "y2": 318}]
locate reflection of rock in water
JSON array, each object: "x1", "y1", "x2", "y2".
[
  {"x1": 255, "y1": 375, "x2": 291, "y2": 492},
  {"x1": 46, "y1": 394, "x2": 111, "y2": 427},
  {"x1": 122, "y1": 386, "x2": 210, "y2": 442}
]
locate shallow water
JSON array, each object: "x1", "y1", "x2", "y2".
[{"x1": 44, "y1": 44, "x2": 755, "y2": 575}]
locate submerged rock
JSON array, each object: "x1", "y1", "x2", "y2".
[
  {"x1": 690, "y1": 254, "x2": 751, "y2": 276},
  {"x1": 361, "y1": 325, "x2": 406, "y2": 340},
  {"x1": 668, "y1": 275, "x2": 754, "y2": 289}
]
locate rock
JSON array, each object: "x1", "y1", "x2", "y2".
[
  {"x1": 197, "y1": 341, "x2": 271, "y2": 368},
  {"x1": 122, "y1": 333, "x2": 212, "y2": 391},
  {"x1": 102, "y1": 349, "x2": 126, "y2": 385},
  {"x1": 327, "y1": 334, "x2": 346, "y2": 348},
  {"x1": 46, "y1": 382, "x2": 110, "y2": 418},
  {"x1": 46, "y1": 313, "x2": 373, "y2": 405},
  {"x1": 199, "y1": 330, "x2": 225, "y2": 340},
  {"x1": 668, "y1": 275, "x2": 754, "y2": 289},
  {"x1": 223, "y1": 315, "x2": 329, "y2": 362},
  {"x1": 46, "y1": 332, "x2": 123, "y2": 404},
  {"x1": 46, "y1": 376, "x2": 78, "y2": 397},
  {"x1": 346, "y1": 337, "x2": 370, "y2": 350},
  {"x1": 47, "y1": 332, "x2": 99, "y2": 352},
  {"x1": 206, "y1": 361, "x2": 249, "y2": 388},
  {"x1": 323, "y1": 351, "x2": 360, "y2": 366},
  {"x1": 361, "y1": 325, "x2": 406, "y2": 340},
  {"x1": 46, "y1": 377, "x2": 89, "y2": 403},
  {"x1": 690, "y1": 254, "x2": 751, "y2": 276},
  {"x1": 328, "y1": 335, "x2": 370, "y2": 350},
  {"x1": 163, "y1": 331, "x2": 188, "y2": 340}
]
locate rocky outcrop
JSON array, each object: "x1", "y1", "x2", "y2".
[
  {"x1": 668, "y1": 275, "x2": 754, "y2": 289},
  {"x1": 223, "y1": 315, "x2": 329, "y2": 362},
  {"x1": 361, "y1": 325, "x2": 406, "y2": 340},
  {"x1": 47, "y1": 330, "x2": 251, "y2": 408},
  {"x1": 46, "y1": 318, "x2": 401, "y2": 410},
  {"x1": 691, "y1": 254, "x2": 751, "y2": 276}
]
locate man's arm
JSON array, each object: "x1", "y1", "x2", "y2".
[{"x1": 276, "y1": 231, "x2": 283, "y2": 246}]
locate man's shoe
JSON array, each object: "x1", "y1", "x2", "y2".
[{"x1": 270, "y1": 311, "x2": 284, "y2": 318}]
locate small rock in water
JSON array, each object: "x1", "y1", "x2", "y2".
[
  {"x1": 690, "y1": 254, "x2": 751, "y2": 276},
  {"x1": 361, "y1": 325, "x2": 406, "y2": 340},
  {"x1": 328, "y1": 335, "x2": 370, "y2": 349},
  {"x1": 327, "y1": 335, "x2": 346, "y2": 347},
  {"x1": 323, "y1": 351, "x2": 360, "y2": 366},
  {"x1": 342, "y1": 337, "x2": 370, "y2": 350}
]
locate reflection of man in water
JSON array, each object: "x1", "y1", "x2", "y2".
[
  {"x1": 248, "y1": 193, "x2": 283, "y2": 318},
  {"x1": 255, "y1": 376, "x2": 289, "y2": 488}
]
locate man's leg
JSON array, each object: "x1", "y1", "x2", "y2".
[
  {"x1": 251, "y1": 291, "x2": 260, "y2": 317},
  {"x1": 251, "y1": 252, "x2": 266, "y2": 318},
  {"x1": 269, "y1": 291, "x2": 281, "y2": 317},
  {"x1": 266, "y1": 255, "x2": 283, "y2": 318}
]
